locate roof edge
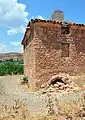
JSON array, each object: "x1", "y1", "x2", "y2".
[
  {"x1": 21, "y1": 19, "x2": 85, "y2": 45},
  {"x1": 21, "y1": 21, "x2": 31, "y2": 45}
]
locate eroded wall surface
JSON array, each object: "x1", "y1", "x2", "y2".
[{"x1": 24, "y1": 22, "x2": 85, "y2": 88}]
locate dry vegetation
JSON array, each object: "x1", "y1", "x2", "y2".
[
  {"x1": 31, "y1": 93, "x2": 85, "y2": 120},
  {"x1": 0, "y1": 100, "x2": 29, "y2": 120},
  {"x1": 0, "y1": 74, "x2": 85, "y2": 120},
  {"x1": 0, "y1": 94, "x2": 85, "y2": 120}
]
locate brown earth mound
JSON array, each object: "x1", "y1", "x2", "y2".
[{"x1": 40, "y1": 73, "x2": 80, "y2": 94}]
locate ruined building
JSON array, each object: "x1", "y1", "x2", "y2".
[
  {"x1": 51, "y1": 10, "x2": 64, "y2": 22},
  {"x1": 22, "y1": 10, "x2": 85, "y2": 89}
]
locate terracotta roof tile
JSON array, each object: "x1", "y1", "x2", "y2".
[{"x1": 30, "y1": 19, "x2": 85, "y2": 26}]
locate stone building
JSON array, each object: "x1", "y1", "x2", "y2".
[{"x1": 22, "y1": 18, "x2": 85, "y2": 89}]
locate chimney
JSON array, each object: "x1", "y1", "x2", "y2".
[{"x1": 51, "y1": 9, "x2": 64, "y2": 22}]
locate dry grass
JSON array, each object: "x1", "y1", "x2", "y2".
[
  {"x1": 59, "y1": 100, "x2": 80, "y2": 117},
  {"x1": 0, "y1": 100, "x2": 29, "y2": 120},
  {"x1": 0, "y1": 94, "x2": 85, "y2": 120},
  {"x1": 30, "y1": 115, "x2": 48, "y2": 120},
  {"x1": 58, "y1": 93, "x2": 85, "y2": 120},
  {"x1": 30, "y1": 115, "x2": 66, "y2": 120},
  {"x1": 0, "y1": 74, "x2": 85, "y2": 120}
]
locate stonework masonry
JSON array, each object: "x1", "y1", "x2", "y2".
[{"x1": 22, "y1": 20, "x2": 85, "y2": 89}]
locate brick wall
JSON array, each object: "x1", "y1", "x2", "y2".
[{"x1": 24, "y1": 21, "x2": 85, "y2": 89}]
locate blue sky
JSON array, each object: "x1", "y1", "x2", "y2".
[{"x1": 0, "y1": 0, "x2": 85, "y2": 53}]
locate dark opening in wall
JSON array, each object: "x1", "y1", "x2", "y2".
[
  {"x1": 61, "y1": 43, "x2": 69, "y2": 57},
  {"x1": 50, "y1": 78, "x2": 65, "y2": 85},
  {"x1": 61, "y1": 25, "x2": 70, "y2": 34}
]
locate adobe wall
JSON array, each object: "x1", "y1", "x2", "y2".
[
  {"x1": 32, "y1": 22, "x2": 85, "y2": 88},
  {"x1": 24, "y1": 34, "x2": 38, "y2": 89}
]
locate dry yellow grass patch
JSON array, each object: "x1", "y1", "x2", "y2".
[{"x1": 0, "y1": 100, "x2": 29, "y2": 120}]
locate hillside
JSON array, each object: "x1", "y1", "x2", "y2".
[{"x1": 0, "y1": 52, "x2": 23, "y2": 61}]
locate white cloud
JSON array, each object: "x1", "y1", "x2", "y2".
[
  {"x1": 14, "y1": 45, "x2": 23, "y2": 53},
  {"x1": 0, "y1": 0, "x2": 28, "y2": 35},
  {"x1": 18, "y1": 46, "x2": 23, "y2": 53},
  {"x1": 36, "y1": 15, "x2": 44, "y2": 20},
  {"x1": 0, "y1": 42, "x2": 23, "y2": 53},
  {"x1": 12, "y1": 45, "x2": 23, "y2": 53},
  {"x1": 10, "y1": 41, "x2": 21, "y2": 46},
  {"x1": 10, "y1": 41, "x2": 23, "y2": 53},
  {"x1": 0, "y1": 44, "x2": 8, "y2": 53},
  {"x1": 32, "y1": 15, "x2": 44, "y2": 20},
  {"x1": 7, "y1": 25, "x2": 25, "y2": 35}
]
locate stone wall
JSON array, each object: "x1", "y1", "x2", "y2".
[
  {"x1": 24, "y1": 35, "x2": 37, "y2": 89},
  {"x1": 24, "y1": 21, "x2": 85, "y2": 89}
]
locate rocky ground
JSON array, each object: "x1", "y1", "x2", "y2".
[
  {"x1": 40, "y1": 73, "x2": 80, "y2": 94},
  {"x1": 0, "y1": 75, "x2": 47, "y2": 117},
  {"x1": 0, "y1": 74, "x2": 85, "y2": 120}
]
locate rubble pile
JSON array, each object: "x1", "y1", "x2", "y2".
[{"x1": 41, "y1": 73, "x2": 79, "y2": 94}]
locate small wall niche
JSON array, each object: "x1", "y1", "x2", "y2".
[
  {"x1": 61, "y1": 43, "x2": 69, "y2": 57},
  {"x1": 61, "y1": 25, "x2": 70, "y2": 34}
]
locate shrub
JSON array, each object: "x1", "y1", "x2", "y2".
[
  {"x1": 23, "y1": 76, "x2": 28, "y2": 81},
  {"x1": 0, "y1": 61, "x2": 24, "y2": 76},
  {"x1": 22, "y1": 76, "x2": 28, "y2": 83}
]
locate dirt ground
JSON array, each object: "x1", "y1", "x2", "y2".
[
  {"x1": 0, "y1": 75, "x2": 47, "y2": 118},
  {"x1": 0, "y1": 74, "x2": 85, "y2": 120}
]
